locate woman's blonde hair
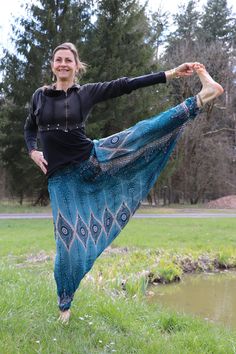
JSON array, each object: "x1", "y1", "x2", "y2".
[{"x1": 51, "y1": 42, "x2": 87, "y2": 76}]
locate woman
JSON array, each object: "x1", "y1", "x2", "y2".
[{"x1": 24, "y1": 42, "x2": 223, "y2": 322}]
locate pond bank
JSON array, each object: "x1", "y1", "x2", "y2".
[
  {"x1": 19, "y1": 246, "x2": 236, "y2": 290},
  {"x1": 101, "y1": 246, "x2": 236, "y2": 287}
]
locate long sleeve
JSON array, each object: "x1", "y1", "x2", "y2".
[
  {"x1": 126, "y1": 71, "x2": 166, "y2": 90},
  {"x1": 24, "y1": 89, "x2": 42, "y2": 153},
  {"x1": 86, "y1": 71, "x2": 166, "y2": 105}
]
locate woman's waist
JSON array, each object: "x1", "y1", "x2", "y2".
[{"x1": 38, "y1": 121, "x2": 85, "y2": 132}]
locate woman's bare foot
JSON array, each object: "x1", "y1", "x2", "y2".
[
  {"x1": 194, "y1": 64, "x2": 224, "y2": 107},
  {"x1": 58, "y1": 309, "x2": 71, "y2": 324}
]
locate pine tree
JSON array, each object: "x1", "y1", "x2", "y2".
[
  {"x1": 200, "y1": 0, "x2": 233, "y2": 44},
  {"x1": 82, "y1": 0, "x2": 165, "y2": 138},
  {"x1": 173, "y1": 0, "x2": 200, "y2": 42}
]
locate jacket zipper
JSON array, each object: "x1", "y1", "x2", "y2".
[{"x1": 65, "y1": 91, "x2": 68, "y2": 132}]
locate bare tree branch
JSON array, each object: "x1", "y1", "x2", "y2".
[{"x1": 203, "y1": 128, "x2": 236, "y2": 137}]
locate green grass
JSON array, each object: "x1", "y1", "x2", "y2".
[
  {"x1": 1, "y1": 218, "x2": 236, "y2": 353},
  {"x1": 0, "y1": 200, "x2": 51, "y2": 213},
  {"x1": 1, "y1": 199, "x2": 236, "y2": 214},
  {"x1": 1, "y1": 257, "x2": 236, "y2": 354},
  {"x1": 114, "y1": 218, "x2": 236, "y2": 252},
  {"x1": 0, "y1": 220, "x2": 54, "y2": 256},
  {"x1": 1, "y1": 217, "x2": 236, "y2": 256}
]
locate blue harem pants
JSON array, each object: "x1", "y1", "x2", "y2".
[{"x1": 48, "y1": 97, "x2": 199, "y2": 311}]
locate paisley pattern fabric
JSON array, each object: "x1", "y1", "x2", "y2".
[{"x1": 48, "y1": 97, "x2": 199, "y2": 311}]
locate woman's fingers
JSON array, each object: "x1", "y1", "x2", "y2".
[
  {"x1": 30, "y1": 150, "x2": 48, "y2": 174},
  {"x1": 40, "y1": 163, "x2": 48, "y2": 175},
  {"x1": 176, "y1": 63, "x2": 194, "y2": 76},
  {"x1": 176, "y1": 62, "x2": 205, "y2": 77},
  {"x1": 41, "y1": 157, "x2": 48, "y2": 166}
]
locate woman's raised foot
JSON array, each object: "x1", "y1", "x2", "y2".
[{"x1": 194, "y1": 64, "x2": 224, "y2": 107}]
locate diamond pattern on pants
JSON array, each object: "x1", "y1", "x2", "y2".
[
  {"x1": 89, "y1": 213, "x2": 102, "y2": 244},
  {"x1": 75, "y1": 215, "x2": 89, "y2": 248},
  {"x1": 103, "y1": 208, "x2": 114, "y2": 236},
  {"x1": 57, "y1": 213, "x2": 74, "y2": 250},
  {"x1": 99, "y1": 130, "x2": 130, "y2": 149},
  {"x1": 116, "y1": 203, "x2": 131, "y2": 228}
]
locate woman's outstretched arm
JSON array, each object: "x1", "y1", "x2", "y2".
[{"x1": 88, "y1": 62, "x2": 199, "y2": 105}]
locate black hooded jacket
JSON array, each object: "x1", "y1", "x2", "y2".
[{"x1": 24, "y1": 72, "x2": 166, "y2": 177}]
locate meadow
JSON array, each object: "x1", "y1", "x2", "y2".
[{"x1": 1, "y1": 216, "x2": 236, "y2": 353}]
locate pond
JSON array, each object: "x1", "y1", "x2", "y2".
[{"x1": 148, "y1": 270, "x2": 236, "y2": 329}]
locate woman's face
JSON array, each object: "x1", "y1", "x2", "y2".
[{"x1": 51, "y1": 49, "x2": 78, "y2": 83}]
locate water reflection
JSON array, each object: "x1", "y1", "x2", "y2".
[{"x1": 149, "y1": 271, "x2": 236, "y2": 328}]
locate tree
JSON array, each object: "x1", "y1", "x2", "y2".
[
  {"x1": 200, "y1": 0, "x2": 234, "y2": 44},
  {"x1": 157, "y1": 0, "x2": 236, "y2": 204},
  {"x1": 82, "y1": 0, "x2": 167, "y2": 138}
]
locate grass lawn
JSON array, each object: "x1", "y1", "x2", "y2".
[
  {"x1": 1, "y1": 217, "x2": 235, "y2": 255},
  {"x1": 0, "y1": 200, "x2": 51, "y2": 214},
  {"x1": 1, "y1": 199, "x2": 236, "y2": 214},
  {"x1": 1, "y1": 217, "x2": 236, "y2": 353}
]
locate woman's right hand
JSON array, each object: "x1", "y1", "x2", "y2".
[
  {"x1": 165, "y1": 62, "x2": 205, "y2": 80},
  {"x1": 30, "y1": 150, "x2": 48, "y2": 174}
]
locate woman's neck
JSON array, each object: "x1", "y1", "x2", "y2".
[{"x1": 55, "y1": 80, "x2": 74, "y2": 92}]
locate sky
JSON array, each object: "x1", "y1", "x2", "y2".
[{"x1": 0, "y1": 0, "x2": 236, "y2": 53}]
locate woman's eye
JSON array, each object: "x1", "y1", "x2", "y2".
[{"x1": 54, "y1": 58, "x2": 73, "y2": 63}]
